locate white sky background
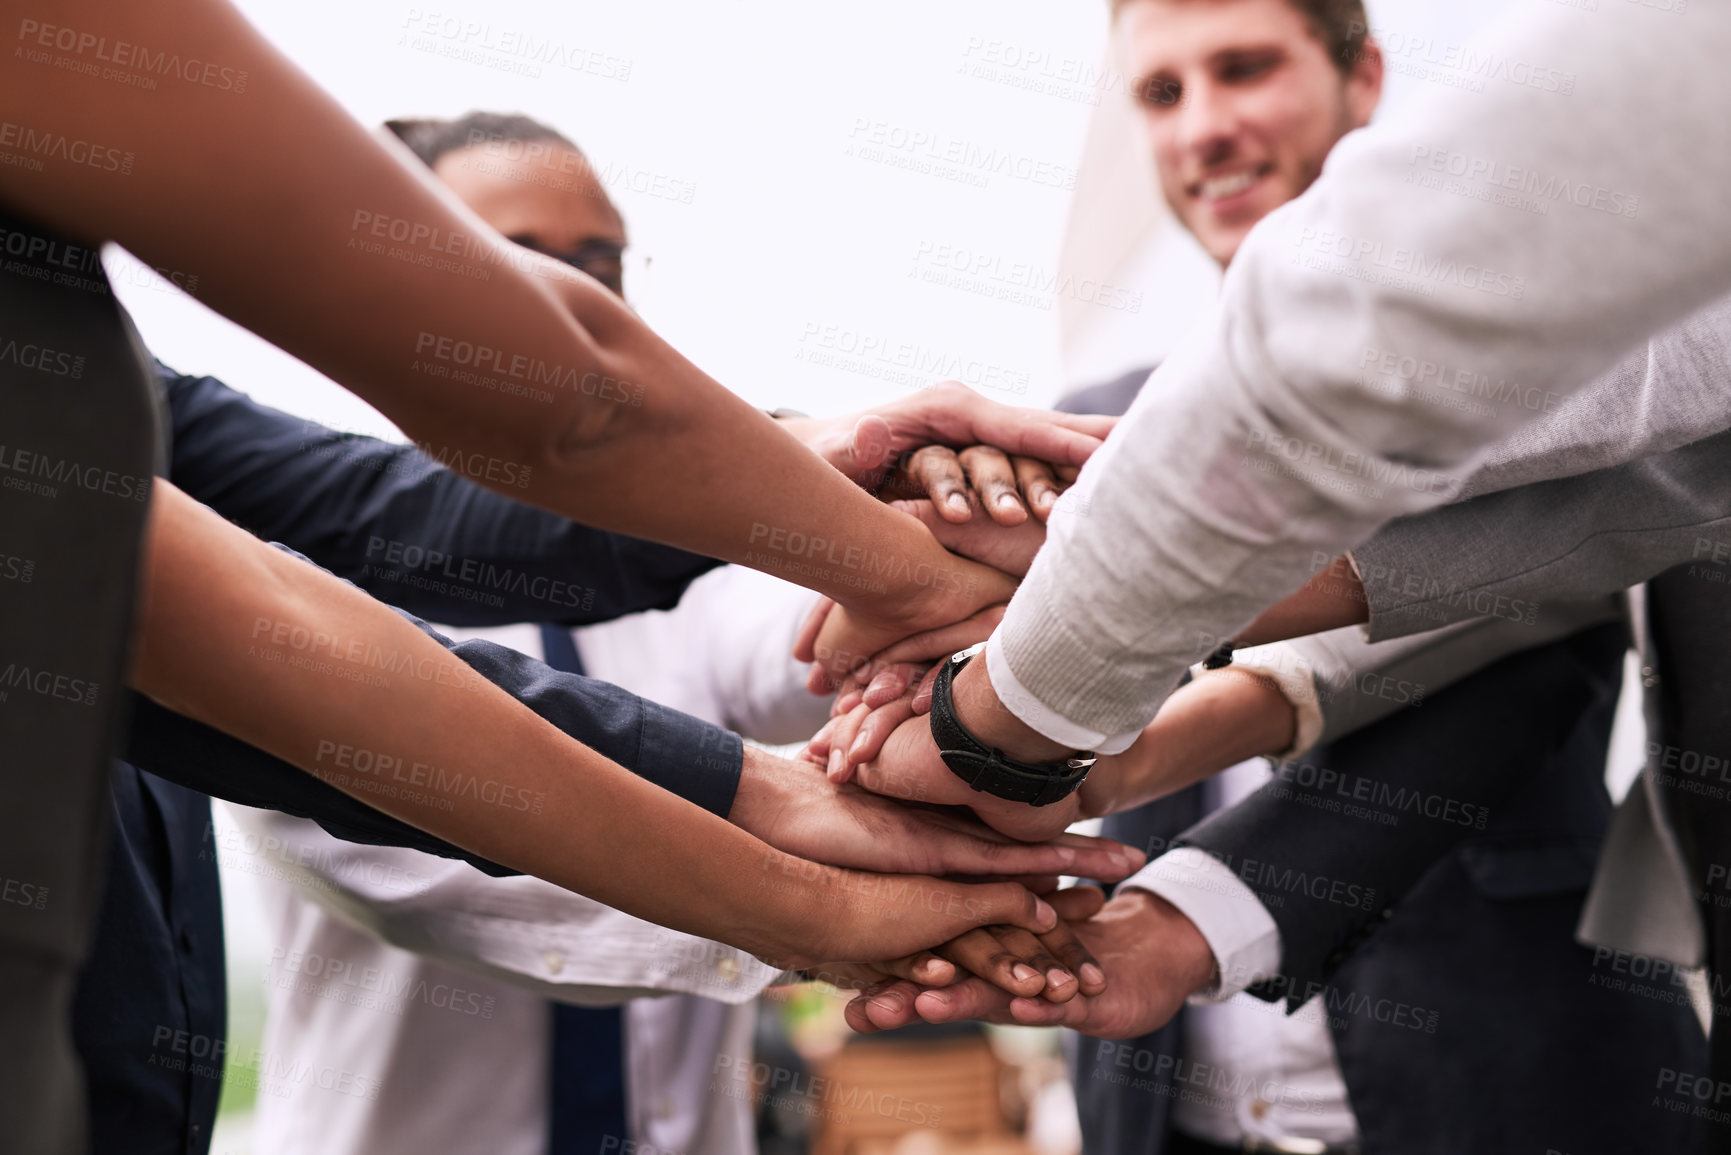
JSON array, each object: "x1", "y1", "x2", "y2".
[{"x1": 111, "y1": 0, "x2": 1516, "y2": 435}]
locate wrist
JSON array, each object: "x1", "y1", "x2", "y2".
[
  {"x1": 950, "y1": 652, "x2": 1072, "y2": 763},
  {"x1": 727, "y1": 745, "x2": 781, "y2": 836},
  {"x1": 1117, "y1": 888, "x2": 1218, "y2": 995}
]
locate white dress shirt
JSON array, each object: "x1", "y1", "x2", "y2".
[
  {"x1": 1138, "y1": 761, "x2": 1358, "y2": 1149},
  {"x1": 242, "y1": 566, "x2": 828, "y2": 1155}
]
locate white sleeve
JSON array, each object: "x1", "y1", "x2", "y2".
[
  {"x1": 684, "y1": 567, "x2": 833, "y2": 745},
  {"x1": 224, "y1": 803, "x2": 787, "y2": 1006},
  {"x1": 993, "y1": 2, "x2": 1731, "y2": 745},
  {"x1": 1121, "y1": 848, "x2": 1282, "y2": 1002}
]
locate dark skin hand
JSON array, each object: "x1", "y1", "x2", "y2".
[
  {"x1": 844, "y1": 889, "x2": 1219, "y2": 1038},
  {"x1": 878, "y1": 445, "x2": 1080, "y2": 525},
  {"x1": 810, "y1": 883, "x2": 1109, "y2": 1007}
]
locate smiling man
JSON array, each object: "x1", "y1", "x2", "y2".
[
  {"x1": 839, "y1": 2, "x2": 1715, "y2": 1152},
  {"x1": 1131, "y1": 0, "x2": 1379, "y2": 269}
]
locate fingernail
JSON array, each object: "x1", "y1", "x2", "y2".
[
  {"x1": 1011, "y1": 964, "x2": 1040, "y2": 984},
  {"x1": 846, "y1": 733, "x2": 869, "y2": 760},
  {"x1": 1047, "y1": 969, "x2": 1073, "y2": 989},
  {"x1": 1080, "y1": 963, "x2": 1105, "y2": 987},
  {"x1": 1034, "y1": 897, "x2": 1057, "y2": 927},
  {"x1": 946, "y1": 493, "x2": 970, "y2": 514},
  {"x1": 998, "y1": 493, "x2": 1021, "y2": 511},
  {"x1": 827, "y1": 750, "x2": 843, "y2": 777},
  {"x1": 1054, "y1": 847, "x2": 1076, "y2": 868}
]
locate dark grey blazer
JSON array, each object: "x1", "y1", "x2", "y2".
[{"x1": 1064, "y1": 369, "x2": 1707, "y2": 1155}]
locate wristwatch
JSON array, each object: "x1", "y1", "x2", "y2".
[{"x1": 928, "y1": 643, "x2": 1096, "y2": 807}]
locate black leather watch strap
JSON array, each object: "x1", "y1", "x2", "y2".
[{"x1": 928, "y1": 650, "x2": 1094, "y2": 807}]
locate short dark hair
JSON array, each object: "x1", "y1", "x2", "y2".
[
  {"x1": 383, "y1": 112, "x2": 578, "y2": 169},
  {"x1": 1113, "y1": 0, "x2": 1370, "y2": 76}
]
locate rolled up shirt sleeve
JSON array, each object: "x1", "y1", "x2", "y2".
[{"x1": 991, "y1": 1, "x2": 1731, "y2": 743}]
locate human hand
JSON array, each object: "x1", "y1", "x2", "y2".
[
  {"x1": 757, "y1": 866, "x2": 1062, "y2": 973},
  {"x1": 809, "y1": 884, "x2": 1108, "y2": 1006},
  {"x1": 847, "y1": 712, "x2": 1085, "y2": 844},
  {"x1": 789, "y1": 509, "x2": 1018, "y2": 690},
  {"x1": 891, "y1": 495, "x2": 1048, "y2": 577},
  {"x1": 731, "y1": 746, "x2": 1145, "y2": 882},
  {"x1": 793, "y1": 493, "x2": 1040, "y2": 698},
  {"x1": 879, "y1": 444, "x2": 1080, "y2": 525},
  {"x1": 798, "y1": 597, "x2": 1004, "y2": 700},
  {"x1": 843, "y1": 889, "x2": 1218, "y2": 1038},
  {"x1": 777, "y1": 381, "x2": 1112, "y2": 508}
]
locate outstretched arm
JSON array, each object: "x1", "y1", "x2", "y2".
[
  {"x1": 161, "y1": 363, "x2": 720, "y2": 627},
  {"x1": 3, "y1": 0, "x2": 1101, "y2": 652},
  {"x1": 131, "y1": 481, "x2": 1060, "y2": 968}
]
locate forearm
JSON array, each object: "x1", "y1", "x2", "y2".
[
  {"x1": 5, "y1": 0, "x2": 981, "y2": 613},
  {"x1": 1081, "y1": 671, "x2": 1295, "y2": 818},
  {"x1": 126, "y1": 605, "x2": 746, "y2": 869},
  {"x1": 163, "y1": 368, "x2": 720, "y2": 626},
  {"x1": 132, "y1": 483, "x2": 820, "y2": 960},
  {"x1": 985, "y1": 1, "x2": 1731, "y2": 746}
]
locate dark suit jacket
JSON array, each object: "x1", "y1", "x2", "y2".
[
  {"x1": 1065, "y1": 368, "x2": 1706, "y2": 1155},
  {"x1": 77, "y1": 363, "x2": 743, "y2": 1155}
]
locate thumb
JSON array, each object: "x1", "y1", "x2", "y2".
[{"x1": 843, "y1": 415, "x2": 895, "y2": 483}]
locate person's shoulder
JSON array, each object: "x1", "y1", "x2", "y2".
[{"x1": 1054, "y1": 364, "x2": 1159, "y2": 417}]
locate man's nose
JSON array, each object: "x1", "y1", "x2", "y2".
[{"x1": 1173, "y1": 81, "x2": 1240, "y2": 160}]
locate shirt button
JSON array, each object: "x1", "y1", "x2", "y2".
[
  {"x1": 544, "y1": 951, "x2": 565, "y2": 975},
  {"x1": 716, "y1": 957, "x2": 740, "y2": 982}
]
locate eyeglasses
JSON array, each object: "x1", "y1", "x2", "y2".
[{"x1": 507, "y1": 235, "x2": 627, "y2": 297}]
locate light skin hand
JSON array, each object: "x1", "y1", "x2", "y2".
[
  {"x1": 820, "y1": 661, "x2": 1294, "y2": 823},
  {"x1": 845, "y1": 889, "x2": 1218, "y2": 1038},
  {"x1": 732, "y1": 745, "x2": 1146, "y2": 882},
  {"x1": 849, "y1": 712, "x2": 1090, "y2": 843}
]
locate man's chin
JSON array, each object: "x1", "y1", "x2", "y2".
[{"x1": 1199, "y1": 228, "x2": 1248, "y2": 268}]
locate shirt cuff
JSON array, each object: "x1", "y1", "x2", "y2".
[
  {"x1": 1120, "y1": 848, "x2": 1283, "y2": 1001},
  {"x1": 986, "y1": 634, "x2": 1143, "y2": 755},
  {"x1": 1206, "y1": 643, "x2": 1324, "y2": 761},
  {"x1": 631, "y1": 699, "x2": 744, "y2": 819}
]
